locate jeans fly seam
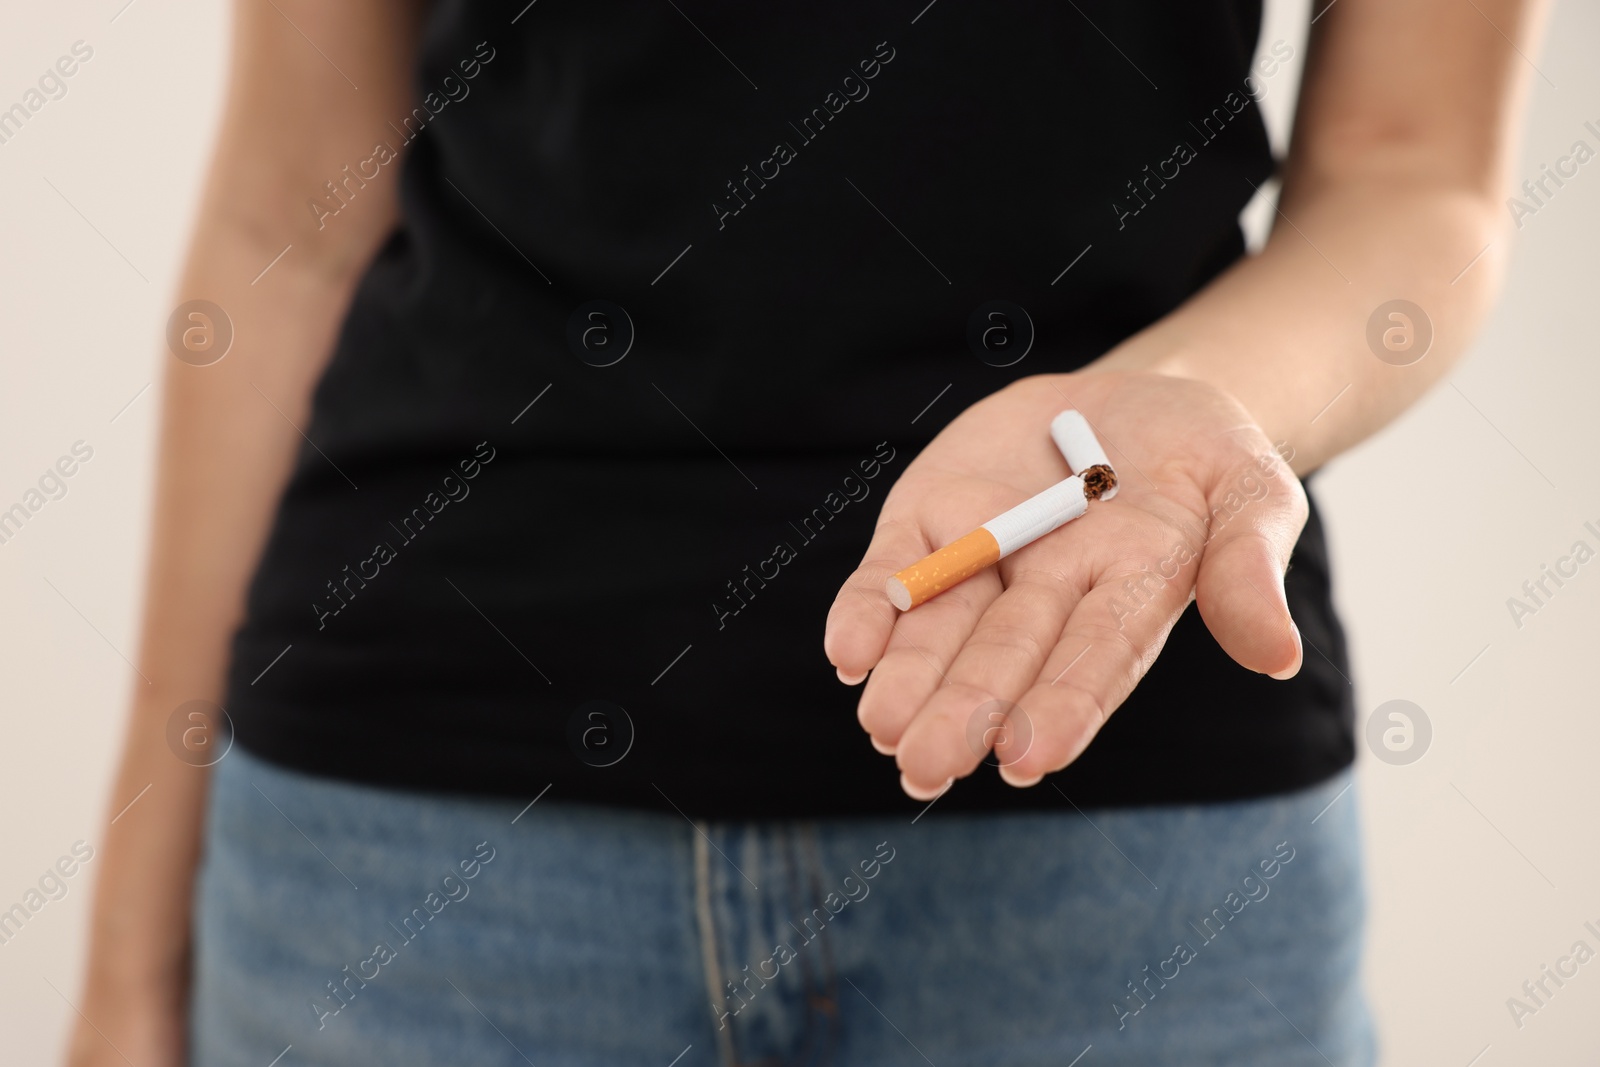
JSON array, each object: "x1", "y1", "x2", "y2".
[{"x1": 694, "y1": 819, "x2": 740, "y2": 1067}]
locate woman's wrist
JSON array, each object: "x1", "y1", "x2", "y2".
[{"x1": 1087, "y1": 329, "x2": 1195, "y2": 381}]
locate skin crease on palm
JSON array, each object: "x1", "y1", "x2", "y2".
[{"x1": 823, "y1": 370, "x2": 1307, "y2": 800}]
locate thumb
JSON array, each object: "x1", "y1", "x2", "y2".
[{"x1": 1192, "y1": 461, "x2": 1307, "y2": 679}]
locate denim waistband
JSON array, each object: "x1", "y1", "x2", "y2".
[{"x1": 191, "y1": 748, "x2": 1372, "y2": 1066}]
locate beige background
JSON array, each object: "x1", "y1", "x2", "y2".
[{"x1": 1, "y1": 1, "x2": 1595, "y2": 1063}]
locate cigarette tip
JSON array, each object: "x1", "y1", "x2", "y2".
[
  {"x1": 885, "y1": 577, "x2": 913, "y2": 612},
  {"x1": 1082, "y1": 464, "x2": 1117, "y2": 501},
  {"x1": 1050, "y1": 408, "x2": 1087, "y2": 435}
]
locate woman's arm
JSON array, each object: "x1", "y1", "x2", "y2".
[
  {"x1": 66, "y1": 3, "x2": 424, "y2": 1064},
  {"x1": 1100, "y1": 0, "x2": 1547, "y2": 469},
  {"x1": 828, "y1": 0, "x2": 1549, "y2": 795}
]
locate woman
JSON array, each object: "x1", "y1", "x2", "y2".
[{"x1": 68, "y1": 1, "x2": 1542, "y2": 1064}]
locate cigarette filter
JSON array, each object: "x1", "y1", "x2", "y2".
[
  {"x1": 1051, "y1": 409, "x2": 1118, "y2": 500},
  {"x1": 886, "y1": 475, "x2": 1092, "y2": 611}
]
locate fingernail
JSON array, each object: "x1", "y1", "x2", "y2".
[
  {"x1": 998, "y1": 766, "x2": 1043, "y2": 788},
  {"x1": 870, "y1": 736, "x2": 897, "y2": 756},
  {"x1": 837, "y1": 667, "x2": 868, "y2": 686},
  {"x1": 1269, "y1": 623, "x2": 1303, "y2": 681},
  {"x1": 900, "y1": 773, "x2": 952, "y2": 802}
]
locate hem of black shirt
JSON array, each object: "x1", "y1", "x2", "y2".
[{"x1": 228, "y1": 729, "x2": 1354, "y2": 821}]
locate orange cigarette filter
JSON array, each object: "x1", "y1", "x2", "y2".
[{"x1": 885, "y1": 528, "x2": 1002, "y2": 611}]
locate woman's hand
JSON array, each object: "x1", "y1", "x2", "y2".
[{"x1": 824, "y1": 370, "x2": 1307, "y2": 798}]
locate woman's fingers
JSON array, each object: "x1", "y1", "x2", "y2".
[
  {"x1": 823, "y1": 516, "x2": 929, "y2": 680},
  {"x1": 1192, "y1": 456, "x2": 1307, "y2": 678},
  {"x1": 854, "y1": 570, "x2": 999, "y2": 763},
  {"x1": 891, "y1": 567, "x2": 1085, "y2": 792},
  {"x1": 994, "y1": 565, "x2": 1195, "y2": 782},
  {"x1": 983, "y1": 449, "x2": 1306, "y2": 784},
  {"x1": 830, "y1": 508, "x2": 1001, "y2": 793}
]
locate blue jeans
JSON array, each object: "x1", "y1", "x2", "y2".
[{"x1": 191, "y1": 748, "x2": 1373, "y2": 1066}]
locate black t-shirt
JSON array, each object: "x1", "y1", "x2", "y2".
[{"x1": 224, "y1": 0, "x2": 1354, "y2": 817}]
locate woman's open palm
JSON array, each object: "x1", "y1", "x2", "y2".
[{"x1": 824, "y1": 370, "x2": 1308, "y2": 798}]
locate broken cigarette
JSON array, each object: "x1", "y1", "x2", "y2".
[
  {"x1": 1050, "y1": 409, "x2": 1118, "y2": 500},
  {"x1": 885, "y1": 409, "x2": 1119, "y2": 611},
  {"x1": 886, "y1": 468, "x2": 1116, "y2": 611}
]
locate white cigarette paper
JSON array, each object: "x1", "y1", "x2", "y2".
[
  {"x1": 982, "y1": 475, "x2": 1089, "y2": 556},
  {"x1": 1050, "y1": 409, "x2": 1118, "y2": 500}
]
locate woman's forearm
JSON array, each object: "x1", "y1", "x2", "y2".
[
  {"x1": 84, "y1": 234, "x2": 379, "y2": 1000},
  {"x1": 1097, "y1": 179, "x2": 1506, "y2": 473},
  {"x1": 75, "y1": 0, "x2": 424, "y2": 1046},
  {"x1": 84, "y1": 213, "x2": 391, "y2": 1018},
  {"x1": 1096, "y1": 0, "x2": 1544, "y2": 475}
]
